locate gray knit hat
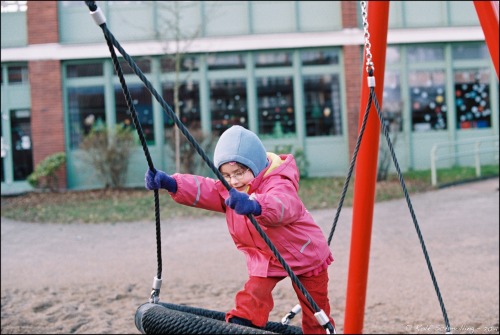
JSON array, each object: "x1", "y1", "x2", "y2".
[{"x1": 213, "y1": 125, "x2": 268, "y2": 177}]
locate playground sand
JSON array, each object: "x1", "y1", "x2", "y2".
[{"x1": 1, "y1": 178, "x2": 499, "y2": 334}]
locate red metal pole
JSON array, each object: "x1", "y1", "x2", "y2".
[
  {"x1": 343, "y1": 2, "x2": 389, "y2": 334},
  {"x1": 473, "y1": 1, "x2": 499, "y2": 79}
]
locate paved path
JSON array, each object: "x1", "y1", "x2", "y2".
[{"x1": 1, "y1": 178, "x2": 498, "y2": 334}]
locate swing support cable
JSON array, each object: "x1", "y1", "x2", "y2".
[
  {"x1": 84, "y1": 1, "x2": 334, "y2": 333},
  {"x1": 326, "y1": 2, "x2": 451, "y2": 333},
  {"x1": 83, "y1": 0, "x2": 164, "y2": 305}
]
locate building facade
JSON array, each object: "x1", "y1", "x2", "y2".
[{"x1": 1, "y1": 1, "x2": 498, "y2": 195}]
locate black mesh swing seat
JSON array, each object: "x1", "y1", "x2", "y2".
[{"x1": 136, "y1": 302, "x2": 303, "y2": 334}]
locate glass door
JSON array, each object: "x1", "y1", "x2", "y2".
[{"x1": 10, "y1": 109, "x2": 33, "y2": 181}]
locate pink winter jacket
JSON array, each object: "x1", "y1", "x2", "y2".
[{"x1": 170, "y1": 153, "x2": 333, "y2": 277}]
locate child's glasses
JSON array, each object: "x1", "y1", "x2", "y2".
[{"x1": 222, "y1": 169, "x2": 250, "y2": 182}]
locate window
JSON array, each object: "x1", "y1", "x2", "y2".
[
  {"x1": 407, "y1": 46, "x2": 445, "y2": 63},
  {"x1": 454, "y1": 69, "x2": 491, "y2": 129},
  {"x1": 386, "y1": 47, "x2": 401, "y2": 65},
  {"x1": 452, "y1": 44, "x2": 489, "y2": 61},
  {"x1": 115, "y1": 84, "x2": 154, "y2": 143},
  {"x1": 382, "y1": 71, "x2": 403, "y2": 132},
  {"x1": 68, "y1": 86, "x2": 106, "y2": 149},
  {"x1": 119, "y1": 58, "x2": 151, "y2": 75},
  {"x1": 7, "y1": 65, "x2": 28, "y2": 84},
  {"x1": 207, "y1": 54, "x2": 246, "y2": 70},
  {"x1": 59, "y1": 1, "x2": 84, "y2": 8},
  {"x1": 301, "y1": 49, "x2": 343, "y2": 136},
  {"x1": 257, "y1": 76, "x2": 295, "y2": 137},
  {"x1": 1, "y1": 1, "x2": 27, "y2": 12},
  {"x1": 209, "y1": 78, "x2": 248, "y2": 135},
  {"x1": 301, "y1": 50, "x2": 339, "y2": 66},
  {"x1": 66, "y1": 63, "x2": 103, "y2": 78},
  {"x1": 409, "y1": 70, "x2": 447, "y2": 131},
  {"x1": 255, "y1": 52, "x2": 292, "y2": 68},
  {"x1": 452, "y1": 44, "x2": 492, "y2": 130},
  {"x1": 10, "y1": 109, "x2": 33, "y2": 181},
  {"x1": 162, "y1": 80, "x2": 201, "y2": 132},
  {"x1": 303, "y1": 74, "x2": 342, "y2": 136},
  {"x1": 108, "y1": 1, "x2": 145, "y2": 6},
  {"x1": 161, "y1": 56, "x2": 199, "y2": 73}
]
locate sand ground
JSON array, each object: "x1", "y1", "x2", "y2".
[{"x1": 1, "y1": 178, "x2": 499, "y2": 334}]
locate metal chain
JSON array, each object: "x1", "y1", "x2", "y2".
[{"x1": 360, "y1": 1, "x2": 374, "y2": 74}]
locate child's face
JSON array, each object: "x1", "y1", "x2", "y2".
[{"x1": 220, "y1": 163, "x2": 254, "y2": 192}]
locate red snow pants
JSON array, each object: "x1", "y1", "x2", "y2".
[{"x1": 226, "y1": 269, "x2": 335, "y2": 334}]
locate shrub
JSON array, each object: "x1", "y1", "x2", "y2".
[
  {"x1": 166, "y1": 127, "x2": 219, "y2": 175},
  {"x1": 27, "y1": 152, "x2": 66, "y2": 191},
  {"x1": 80, "y1": 124, "x2": 135, "y2": 188},
  {"x1": 274, "y1": 144, "x2": 310, "y2": 178}
]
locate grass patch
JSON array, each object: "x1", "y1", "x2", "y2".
[
  {"x1": 433, "y1": 164, "x2": 499, "y2": 186},
  {"x1": 1, "y1": 165, "x2": 497, "y2": 224}
]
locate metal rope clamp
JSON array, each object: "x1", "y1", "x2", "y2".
[
  {"x1": 281, "y1": 304, "x2": 302, "y2": 325},
  {"x1": 149, "y1": 276, "x2": 162, "y2": 304}
]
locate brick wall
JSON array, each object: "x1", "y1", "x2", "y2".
[
  {"x1": 28, "y1": 60, "x2": 66, "y2": 190},
  {"x1": 341, "y1": 0, "x2": 359, "y2": 28},
  {"x1": 27, "y1": 1, "x2": 67, "y2": 189},
  {"x1": 341, "y1": 2, "x2": 363, "y2": 156},
  {"x1": 343, "y1": 46, "x2": 363, "y2": 156},
  {"x1": 27, "y1": 1, "x2": 59, "y2": 45}
]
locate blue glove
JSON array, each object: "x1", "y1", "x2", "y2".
[
  {"x1": 225, "y1": 188, "x2": 262, "y2": 216},
  {"x1": 145, "y1": 169, "x2": 177, "y2": 193}
]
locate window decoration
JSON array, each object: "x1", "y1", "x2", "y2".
[
  {"x1": 209, "y1": 78, "x2": 248, "y2": 135},
  {"x1": 162, "y1": 81, "x2": 201, "y2": 131},
  {"x1": 257, "y1": 76, "x2": 295, "y2": 137},
  {"x1": 409, "y1": 70, "x2": 447, "y2": 131},
  {"x1": 115, "y1": 84, "x2": 154, "y2": 143},
  {"x1": 454, "y1": 69, "x2": 491, "y2": 129},
  {"x1": 303, "y1": 74, "x2": 342, "y2": 136}
]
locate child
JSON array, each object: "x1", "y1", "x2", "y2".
[{"x1": 145, "y1": 125, "x2": 335, "y2": 333}]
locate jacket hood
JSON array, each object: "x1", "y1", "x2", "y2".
[
  {"x1": 213, "y1": 125, "x2": 269, "y2": 177},
  {"x1": 248, "y1": 153, "x2": 300, "y2": 192},
  {"x1": 264, "y1": 152, "x2": 300, "y2": 191}
]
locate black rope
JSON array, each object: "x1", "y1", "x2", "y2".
[
  {"x1": 85, "y1": 1, "x2": 163, "y2": 281},
  {"x1": 85, "y1": 1, "x2": 96, "y2": 11},
  {"x1": 327, "y1": 75, "x2": 374, "y2": 245},
  {"x1": 99, "y1": 10, "x2": 163, "y2": 282},
  {"x1": 371, "y1": 88, "x2": 451, "y2": 333},
  {"x1": 84, "y1": 2, "x2": 334, "y2": 332},
  {"x1": 326, "y1": 69, "x2": 450, "y2": 332}
]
